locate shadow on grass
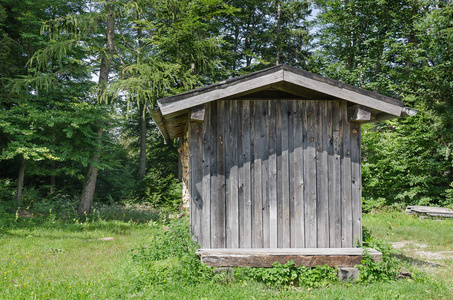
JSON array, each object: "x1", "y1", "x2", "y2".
[{"x1": 392, "y1": 253, "x2": 444, "y2": 268}]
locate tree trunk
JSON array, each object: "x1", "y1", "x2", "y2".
[
  {"x1": 138, "y1": 104, "x2": 147, "y2": 178},
  {"x1": 137, "y1": 26, "x2": 147, "y2": 179},
  {"x1": 78, "y1": 1, "x2": 115, "y2": 215},
  {"x1": 276, "y1": 1, "x2": 281, "y2": 66},
  {"x1": 78, "y1": 127, "x2": 103, "y2": 214},
  {"x1": 16, "y1": 157, "x2": 26, "y2": 205}
]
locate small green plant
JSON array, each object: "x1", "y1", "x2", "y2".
[
  {"x1": 130, "y1": 216, "x2": 211, "y2": 287},
  {"x1": 357, "y1": 229, "x2": 405, "y2": 283},
  {"x1": 235, "y1": 261, "x2": 338, "y2": 289}
]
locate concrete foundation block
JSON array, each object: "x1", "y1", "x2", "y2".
[{"x1": 338, "y1": 267, "x2": 360, "y2": 281}]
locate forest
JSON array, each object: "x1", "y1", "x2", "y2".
[{"x1": 1, "y1": 0, "x2": 453, "y2": 214}]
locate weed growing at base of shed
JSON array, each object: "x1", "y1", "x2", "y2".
[
  {"x1": 358, "y1": 228, "x2": 417, "y2": 283},
  {"x1": 233, "y1": 261, "x2": 338, "y2": 289}
]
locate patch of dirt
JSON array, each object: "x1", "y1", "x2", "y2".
[{"x1": 392, "y1": 241, "x2": 453, "y2": 261}]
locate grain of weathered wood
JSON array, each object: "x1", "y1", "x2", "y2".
[
  {"x1": 348, "y1": 105, "x2": 371, "y2": 122},
  {"x1": 190, "y1": 98, "x2": 364, "y2": 251},
  {"x1": 268, "y1": 100, "x2": 278, "y2": 248},
  {"x1": 280, "y1": 100, "x2": 291, "y2": 248},
  {"x1": 229, "y1": 101, "x2": 239, "y2": 248},
  {"x1": 252, "y1": 101, "x2": 263, "y2": 248},
  {"x1": 160, "y1": 70, "x2": 284, "y2": 115},
  {"x1": 209, "y1": 102, "x2": 218, "y2": 248},
  {"x1": 340, "y1": 101, "x2": 353, "y2": 248},
  {"x1": 317, "y1": 101, "x2": 329, "y2": 248},
  {"x1": 197, "y1": 248, "x2": 382, "y2": 268},
  {"x1": 261, "y1": 101, "x2": 270, "y2": 248},
  {"x1": 241, "y1": 101, "x2": 252, "y2": 248},
  {"x1": 288, "y1": 101, "x2": 295, "y2": 247},
  {"x1": 284, "y1": 71, "x2": 403, "y2": 116},
  {"x1": 293, "y1": 101, "x2": 305, "y2": 248},
  {"x1": 191, "y1": 105, "x2": 205, "y2": 122},
  {"x1": 216, "y1": 101, "x2": 226, "y2": 248},
  {"x1": 201, "y1": 103, "x2": 211, "y2": 248},
  {"x1": 330, "y1": 100, "x2": 342, "y2": 248},
  {"x1": 350, "y1": 121, "x2": 362, "y2": 246},
  {"x1": 189, "y1": 121, "x2": 203, "y2": 246},
  {"x1": 305, "y1": 100, "x2": 317, "y2": 248}
]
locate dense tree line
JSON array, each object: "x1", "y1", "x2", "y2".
[{"x1": 1, "y1": 0, "x2": 452, "y2": 213}]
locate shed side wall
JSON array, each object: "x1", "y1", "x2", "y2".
[{"x1": 188, "y1": 99, "x2": 361, "y2": 249}]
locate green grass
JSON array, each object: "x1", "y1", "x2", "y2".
[{"x1": 0, "y1": 209, "x2": 452, "y2": 299}]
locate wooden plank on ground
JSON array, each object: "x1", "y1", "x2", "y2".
[{"x1": 406, "y1": 206, "x2": 453, "y2": 218}]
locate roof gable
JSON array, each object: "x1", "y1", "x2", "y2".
[{"x1": 152, "y1": 65, "x2": 412, "y2": 141}]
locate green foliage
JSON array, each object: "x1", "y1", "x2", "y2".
[
  {"x1": 94, "y1": 202, "x2": 160, "y2": 223},
  {"x1": 130, "y1": 216, "x2": 212, "y2": 287},
  {"x1": 358, "y1": 229, "x2": 405, "y2": 283},
  {"x1": 142, "y1": 171, "x2": 182, "y2": 212},
  {"x1": 235, "y1": 261, "x2": 338, "y2": 289}
]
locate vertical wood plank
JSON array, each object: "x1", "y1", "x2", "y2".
[
  {"x1": 340, "y1": 100, "x2": 353, "y2": 248},
  {"x1": 252, "y1": 101, "x2": 263, "y2": 248},
  {"x1": 268, "y1": 100, "x2": 278, "y2": 248},
  {"x1": 261, "y1": 101, "x2": 270, "y2": 248},
  {"x1": 201, "y1": 103, "x2": 211, "y2": 248},
  {"x1": 216, "y1": 101, "x2": 226, "y2": 248},
  {"x1": 228, "y1": 101, "x2": 239, "y2": 248},
  {"x1": 304, "y1": 100, "x2": 317, "y2": 248},
  {"x1": 189, "y1": 121, "x2": 203, "y2": 247},
  {"x1": 329, "y1": 100, "x2": 342, "y2": 248},
  {"x1": 293, "y1": 100, "x2": 305, "y2": 248},
  {"x1": 209, "y1": 102, "x2": 218, "y2": 249},
  {"x1": 280, "y1": 100, "x2": 291, "y2": 248},
  {"x1": 288, "y1": 101, "x2": 295, "y2": 247},
  {"x1": 351, "y1": 121, "x2": 362, "y2": 247},
  {"x1": 317, "y1": 101, "x2": 329, "y2": 247},
  {"x1": 224, "y1": 101, "x2": 232, "y2": 248},
  {"x1": 240, "y1": 100, "x2": 252, "y2": 248}
]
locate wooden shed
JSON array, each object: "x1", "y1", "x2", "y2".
[{"x1": 151, "y1": 65, "x2": 416, "y2": 267}]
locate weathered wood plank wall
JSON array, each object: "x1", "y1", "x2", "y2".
[{"x1": 189, "y1": 99, "x2": 362, "y2": 249}]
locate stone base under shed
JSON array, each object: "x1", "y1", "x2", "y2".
[{"x1": 196, "y1": 248, "x2": 381, "y2": 268}]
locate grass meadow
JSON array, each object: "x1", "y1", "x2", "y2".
[{"x1": 0, "y1": 206, "x2": 452, "y2": 299}]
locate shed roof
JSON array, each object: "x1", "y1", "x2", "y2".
[{"x1": 151, "y1": 64, "x2": 413, "y2": 142}]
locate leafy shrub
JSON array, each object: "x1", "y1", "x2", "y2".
[
  {"x1": 358, "y1": 229, "x2": 405, "y2": 283},
  {"x1": 130, "y1": 216, "x2": 211, "y2": 287},
  {"x1": 235, "y1": 261, "x2": 338, "y2": 289}
]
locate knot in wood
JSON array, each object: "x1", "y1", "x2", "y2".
[
  {"x1": 352, "y1": 129, "x2": 358, "y2": 135},
  {"x1": 308, "y1": 111, "x2": 312, "y2": 116}
]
